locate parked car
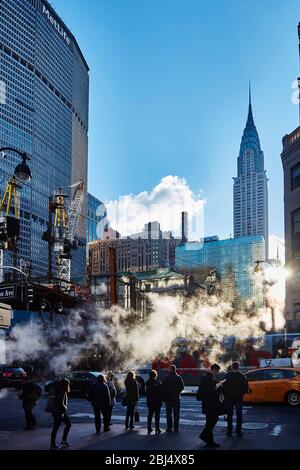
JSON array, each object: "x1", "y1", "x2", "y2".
[
  {"x1": 292, "y1": 349, "x2": 300, "y2": 368},
  {"x1": 45, "y1": 370, "x2": 147, "y2": 398},
  {"x1": 45, "y1": 371, "x2": 101, "y2": 396},
  {"x1": 244, "y1": 367, "x2": 300, "y2": 406},
  {"x1": 0, "y1": 366, "x2": 27, "y2": 389}
]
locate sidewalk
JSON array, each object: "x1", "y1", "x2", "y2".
[{"x1": 1, "y1": 422, "x2": 299, "y2": 451}]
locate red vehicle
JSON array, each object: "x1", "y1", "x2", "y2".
[
  {"x1": 0, "y1": 367, "x2": 27, "y2": 389},
  {"x1": 152, "y1": 334, "x2": 298, "y2": 374}
]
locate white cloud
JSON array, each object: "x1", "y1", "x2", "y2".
[{"x1": 104, "y1": 175, "x2": 205, "y2": 240}]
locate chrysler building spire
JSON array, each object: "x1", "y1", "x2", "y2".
[{"x1": 233, "y1": 87, "x2": 269, "y2": 257}]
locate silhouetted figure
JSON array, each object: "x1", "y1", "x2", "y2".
[
  {"x1": 197, "y1": 363, "x2": 222, "y2": 448},
  {"x1": 222, "y1": 361, "x2": 249, "y2": 437},
  {"x1": 124, "y1": 371, "x2": 139, "y2": 430},
  {"x1": 50, "y1": 378, "x2": 71, "y2": 449},
  {"x1": 88, "y1": 374, "x2": 111, "y2": 433},
  {"x1": 146, "y1": 370, "x2": 163, "y2": 434},
  {"x1": 106, "y1": 371, "x2": 117, "y2": 426},
  {"x1": 162, "y1": 365, "x2": 184, "y2": 432},
  {"x1": 19, "y1": 380, "x2": 42, "y2": 430}
]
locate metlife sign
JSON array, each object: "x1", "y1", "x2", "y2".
[{"x1": 41, "y1": 3, "x2": 71, "y2": 47}]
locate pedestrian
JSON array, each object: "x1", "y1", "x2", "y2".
[
  {"x1": 124, "y1": 371, "x2": 139, "y2": 430},
  {"x1": 88, "y1": 374, "x2": 111, "y2": 433},
  {"x1": 19, "y1": 379, "x2": 42, "y2": 430},
  {"x1": 162, "y1": 364, "x2": 184, "y2": 433},
  {"x1": 197, "y1": 363, "x2": 223, "y2": 448},
  {"x1": 106, "y1": 371, "x2": 117, "y2": 426},
  {"x1": 146, "y1": 370, "x2": 162, "y2": 434},
  {"x1": 50, "y1": 377, "x2": 72, "y2": 449},
  {"x1": 222, "y1": 361, "x2": 249, "y2": 437}
]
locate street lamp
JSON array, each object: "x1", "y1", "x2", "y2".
[
  {"x1": 0, "y1": 265, "x2": 28, "y2": 280},
  {"x1": 0, "y1": 147, "x2": 32, "y2": 182}
]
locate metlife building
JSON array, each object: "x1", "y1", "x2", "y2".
[{"x1": 0, "y1": 0, "x2": 89, "y2": 281}]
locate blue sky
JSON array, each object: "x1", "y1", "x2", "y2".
[{"x1": 53, "y1": 0, "x2": 300, "y2": 239}]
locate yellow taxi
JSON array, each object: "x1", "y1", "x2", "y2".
[{"x1": 243, "y1": 367, "x2": 300, "y2": 406}]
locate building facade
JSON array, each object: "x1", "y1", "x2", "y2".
[
  {"x1": 281, "y1": 127, "x2": 300, "y2": 330},
  {"x1": 87, "y1": 193, "x2": 106, "y2": 243},
  {"x1": 175, "y1": 235, "x2": 265, "y2": 309},
  {"x1": 233, "y1": 89, "x2": 268, "y2": 257},
  {"x1": 89, "y1": 237, "x2": 180, "y2": 276},
  {"x1": 0, "y1": 0, "x2": 89, "y2": 281}
]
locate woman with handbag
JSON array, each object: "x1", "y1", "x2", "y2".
[
  {"x1": 124, "y1": 371, "x2": 139, "y2": 430},
  {"x1": 196, "y1": 363, "x2": 223, "y2": 448},
  {"x1": 106, "y1": 371, "x2": 117, "y2": 426},
  {"x1": 50, "y1": 378, "x2": 72, "y2": 449}
]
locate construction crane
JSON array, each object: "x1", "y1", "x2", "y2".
[
  {"x1": 0, "y1": 176, "x2": 21, "y2": 281},
  {"x1": 52, "y1": 179, "x2": 85, "y2": 288}
]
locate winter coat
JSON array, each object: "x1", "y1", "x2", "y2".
[
  {"x1": 222, "y1": 371, "x2": 249, "y2": 402},
  {"x1": 88, "y1": 382, "x2": 111, "y2": 409},
  {"x1": 162, "y1": 372, "x2": 184, "y2": 403},
  {"x1": 124, "y1": 378, "x2": 139, "y2": 404},
  {"x1": 20, "y1": 381, "x2": 42, "y2": 406},
  {"x1": 146, "y1": 378, "x2": 163, "y2": 409},
  {"x1": 53, "y1": 380, "x2": 69, "y2": 413},
  {"x1": 107, "y1": 380, "x2": 117, "y2": 406},
  {"x1": 197, "y1": 372, "x2": 220, "y2": 415}
]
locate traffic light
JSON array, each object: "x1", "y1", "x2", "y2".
[
  {"x1": 0, "y1": 217, "x2": 8, "y2": 243},
  {"x1": 26, "y1": 284, "x2": 34, "y2": 304},
  {"x1": 6, "y1": 216, "x2": 20, "y2": 239}
]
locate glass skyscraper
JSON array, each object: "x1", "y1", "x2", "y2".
[
  {"x1": 233, "y1": 88, "x2": 268, "y2": 258},
  {"x1": 175, "y1": 235, "x2": 265, "y2": 308},
  {"x1": 0, "y1": 0, "x2": 89, "y2": 281},
  {"x1": 87, "y1": 193, "x2": 107, "y2": 243}
]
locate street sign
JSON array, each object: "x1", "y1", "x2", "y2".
[{"x1": 0, "y1": 285, "x2": 15, "y2": 300}]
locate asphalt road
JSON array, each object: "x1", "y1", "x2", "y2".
[{"x1": 1, "y1": 384, "x2": 300, "y2": 438}]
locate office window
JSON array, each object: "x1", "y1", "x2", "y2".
[
  {"x1": 292, "y1": 208, "x2": 300, "y2": 253},
  {"x1": 292, "y1": 208, "x2": 300, "y2": 234},
  {"x1": 291, "y1": 162, "x2": 300, "y2": 191}
]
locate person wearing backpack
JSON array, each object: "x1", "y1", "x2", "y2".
[
  {"x1": 196, "y1": 363, "x2": 222, "y2": 448},
  {"x1": 106, "y1": 371, "x2": 117, "y2": 426},
  {"x1": 19, "y1": 380, "x2": 42, "y2": 430},
  {"x1": 50, "y1": 378, "x2": 72, "y2": 449},
  {"x1": 222, "y1": 361, "x2": 249, "y2": 437}
]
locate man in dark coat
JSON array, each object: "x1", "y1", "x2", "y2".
[
  {"x1": 197, "y1": 363, "x2": 222, "y2": 448},
  {"x1": 146, "y1": 370, "x2": 163, "y2": 434},
  {"x1": 19, "y1": 380, "x2": 42, "y2": 430},
  {"x1": 88, "y1": 374, "x2": 111, "y2": 433},
  {"x1": 222, "y1": 361, "x2": 249, "y2": 437},
  {"x1": 124, "y1": 372, "x2": 139, "y2": 430},
  {"x1": 162, "y1": 365, "x2": 184, "y2": 432}
]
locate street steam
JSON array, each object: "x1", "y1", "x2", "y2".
[{"x1": 0, "y1": 270, "x2": 286, "y2": 376}]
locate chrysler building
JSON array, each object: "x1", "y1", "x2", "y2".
[{"x1": 233, "y1": 87, "x2": 268, "y2": 256}]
